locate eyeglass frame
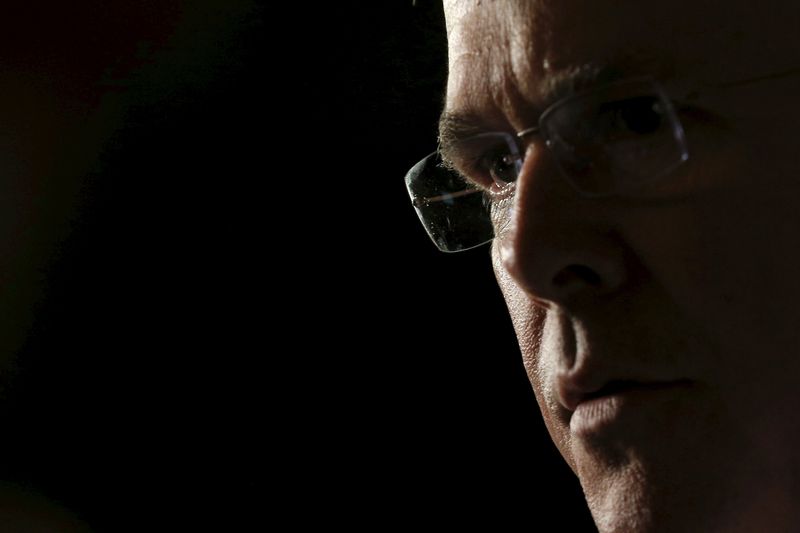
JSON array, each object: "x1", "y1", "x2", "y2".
[{"x1": 406, "y1": 67, "x2": 800, "y2": 253}]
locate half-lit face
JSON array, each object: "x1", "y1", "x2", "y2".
[{"x1": 443, "y1": 1, "x2": 800, "y2": 531}]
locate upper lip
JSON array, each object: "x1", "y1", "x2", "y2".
[{"x1": 558, "y1": 374, "x2": 690, "y2": 412}]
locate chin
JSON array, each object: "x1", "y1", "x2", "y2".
[
  {"x1": 570, "y1": 419, "x2": 793, "y2": 533},
  {"x1": 577, "y1": 453, "x2": 661, "y2": 533},
  {"x1": 578, "y1": 452, "x2": 728, "y2": 533},
  {"x1": 566, "y1": 387, "x2": 719, "y2": 530}
]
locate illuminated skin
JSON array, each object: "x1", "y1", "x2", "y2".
[{"x1": 444, "y1": 1, "x2": 800, "y2": 531}]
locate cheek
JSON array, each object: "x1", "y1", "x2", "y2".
[
  {"x1": 491, "y1": 245, "x2": 577, "y2": 468},
  {"x1": 614, "y1": 148, "x2": 800, "y2": 449},
  {"x1": 623, "y1": 169, "x2": 800, "y2": 366}
]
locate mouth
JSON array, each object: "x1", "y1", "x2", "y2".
[
  {"x1": 583, "y1": 380, "x2": 673, "y2": 401},
  {"x1": 568, "y1": 379, "x2": 694, "y2": 437},
  {"x1": 560, "y1": 378, "x2": 692, "y2": 411}
]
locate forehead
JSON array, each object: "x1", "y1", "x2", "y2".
[{"x1": 443, "y1": 0, "x2": 800, "y2": 123}]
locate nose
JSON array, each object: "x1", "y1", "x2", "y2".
[{"x1": 497, "y1": 141, "x2": 629, "y2": 307}]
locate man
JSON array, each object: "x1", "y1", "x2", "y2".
[{"x1": 406, "y1": 1, "x2": 800, "y2": 531}]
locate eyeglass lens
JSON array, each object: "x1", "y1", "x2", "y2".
[{"x1": 406, "y1": 78, "x2": 689, "y2": 252}]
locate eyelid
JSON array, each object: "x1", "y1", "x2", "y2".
[
  {"x1": 440, "y1": 152, "x2": 490, "y2": 191},
  {"x1": 444, "y1": 139, "x2": 504, "y2": 177}
]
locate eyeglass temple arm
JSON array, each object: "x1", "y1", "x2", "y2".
[
  {"x1": 677, "y1": 66, "x2": 800, "y2": 103},
  {"x1": 412, "y1": 188, "x2": 483, "y2": 208}
]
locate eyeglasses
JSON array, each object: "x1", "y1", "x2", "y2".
[{"x1": 405, "y1": 77, "x2": 690, "y2": 252}]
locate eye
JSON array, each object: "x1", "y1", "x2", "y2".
[
  {"x1": 448, "y1": 133, "x2": 521, "y2": 194},
  {"x1": 609, "y1": 95, "x2": 665, "y2": 135},
  {"x1": 485, "y1": 151, "x2": 520, "y2": 187}
]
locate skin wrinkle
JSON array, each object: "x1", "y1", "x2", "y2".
[
  {"x1": 443, "y1": 1, "x2": 800, "y2": 531},
  {"x1": 495, "y1": 248, "x2": 577, "y2": 467}
]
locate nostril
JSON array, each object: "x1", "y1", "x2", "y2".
[{"x1": 553, "y1": 264, "x2": 603, "y2": 288}]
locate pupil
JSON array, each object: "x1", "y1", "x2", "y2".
[
  {"x1": 620, "y1": 96, "x2": 663, "y2": 134},
  {"x1": 491, "y1": 154, "x2": 517, "y2": 184}
]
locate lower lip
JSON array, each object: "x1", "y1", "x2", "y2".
[{"x1": 569, "y1": 382, "x2": 691, "y2": 437}]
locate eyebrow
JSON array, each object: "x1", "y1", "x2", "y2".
[
  {"x1": 437, "y1": 63, "x2": 626, "y2": 162},
  {"x1": 437, "y1": 110, "x2": 491, "y2": 162}
]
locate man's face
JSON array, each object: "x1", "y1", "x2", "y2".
[{"x1": 444, "y1": 1, "x2": 800, "y2": 530}]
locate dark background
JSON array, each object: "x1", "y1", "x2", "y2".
[
  {"x1": 0, "y1": 3, "x2": 266, "y2": 531},
  {"x1": 0, "y1": 1, "x2": 595, "y2": 530}
]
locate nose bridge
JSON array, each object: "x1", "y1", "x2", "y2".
[
  {"x1": 498, "y1": 139, "x2": 627, "y2": 304},
  {"x1": 499, "y1": 138, "x2": 572, "y2": 259}
]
